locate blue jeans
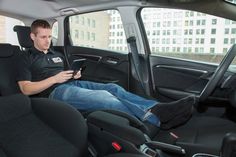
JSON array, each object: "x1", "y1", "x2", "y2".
[{"x1": 49, "y1": 80, "x2": 160, "y2": 126}]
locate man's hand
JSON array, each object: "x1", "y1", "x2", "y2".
[
  {"x1": 73, "y1": 70, "x2": 82, "y2": 79},
  {"x1": 53, "y1": 70, "x2": 73, "y2": 83},
  {"x1": 18, "y1": 70, "x2": 74, "y2": 96}
]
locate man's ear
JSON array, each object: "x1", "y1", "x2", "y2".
[{"x1": 30, "y1": 32, "x2": 35, "y2": 41}]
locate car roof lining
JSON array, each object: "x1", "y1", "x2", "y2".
[{"x1": 1, "y1": 0, "x2": 236, "y2": 21}]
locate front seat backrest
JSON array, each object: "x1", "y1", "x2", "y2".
[
  {"x1": 0, "y1": 94, "x2": 88, "y2": 157},
  {"x1": 0, "y1": 44, "x2": 21, "y2": 96},
  {"x1": 13, "y1": 25, "x2": 33, "y2": 50}
]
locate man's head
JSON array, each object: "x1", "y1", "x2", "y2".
[{"x1": 30, "y1": 19, "x2": 52, "y2": 53}]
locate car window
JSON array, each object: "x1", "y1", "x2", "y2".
[
  {"x1": 52, "y1": 21, "x2": 58, "y2": 45},
  {"x1": 69, "y1": 10, "x2": 128, "y2": 54},
  {"x1": 0, "y1": 15, "x2": 24, "y2": 45},
  {"x1": 141, "y1": 8, "x2": 236, "y2": 64},
  {"x1": 224, "y1": 0, "x2": 236, "y2": 5}
]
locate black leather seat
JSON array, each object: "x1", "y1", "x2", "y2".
[
  {"x1": 0, "y1": 94, "x2": 146, "y2": 157},
  {"x1": 13, "y1": 25, "x2": 236, "y2": 157},
  {"x1": 0, "y1": 44, "x2": 21, "y2": 96}
]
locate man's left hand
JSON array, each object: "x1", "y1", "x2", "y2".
[{"x1": 73, "y1": 70, "x2": 82, "y2": 79}]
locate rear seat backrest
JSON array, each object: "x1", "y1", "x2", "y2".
[{"x1": 0, "y1": 44, "x2": 21, "y2": 96}]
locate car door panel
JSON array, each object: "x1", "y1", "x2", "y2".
[
  {"x1": 153, "y1": 65, "x2": 209, "y2": 92},
  {"x1": 66, "y1": 46, "x2": 129, "y2": 89},
  {"x1": 149, "y1": 55, "x2": 221, "y2": 100}
]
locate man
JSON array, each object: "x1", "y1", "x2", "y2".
[{"x1": 17, "y1": 19, "x2": 194, "y2": 128}]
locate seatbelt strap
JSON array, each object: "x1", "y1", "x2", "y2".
[
  {"x1": 63, "y1": 45, "x2": 72, "y2": 69},
  {"x1": 127, "y1": 36, "x2": 148, "y2": 95},
  {"x1": 63, "y1": 18, "x2": 72, "y2": 70}
]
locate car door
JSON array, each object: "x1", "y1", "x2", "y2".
[
  {"x1": 64, "y1": 10, "x2": 130, "y2": 90},
  {"x1": 139, "y1": 7, "x2": 236, "y2": 108}
]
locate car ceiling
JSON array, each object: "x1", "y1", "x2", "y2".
[
  {"x1": 0, "y1": 0, "x2": 236, "y2": 21},
  {"x1": 0, "y1": 0, "x2": 141, "y2": 19}
]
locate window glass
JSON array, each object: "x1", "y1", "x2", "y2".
[
  {"x1": 0, "y1": 15, "x2": 24, "y2": 45},
  {"x1": 225, "y1": 0, "x2": 236, "y2": 5},
  {"x1": 69, "y1": 10, "x2": 128, "y2": 53},
  {"x1": 141, "y1": 8, "x2": 236, "y2": 64},
  {"x1": 51, "y1": 21, "x2": 58, "y2": 45}
]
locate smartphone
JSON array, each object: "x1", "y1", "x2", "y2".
[{"x1": 71, "y1": 58, "x2": 86, "y2": 76}]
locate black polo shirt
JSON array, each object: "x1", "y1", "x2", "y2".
[{"x1": 17, "y1": 47, "x2": 65, "y2": 97}]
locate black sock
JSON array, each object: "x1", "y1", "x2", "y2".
[
  {"x1": 150, "y1": 96, "x2": 195, "y2": 123},
  {"x1": 160, "y1": 107, "x2": 193, "y2": 129}
]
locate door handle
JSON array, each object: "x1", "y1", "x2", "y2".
[
  {"x1": 106, "y1": 59, "x2": 118, "y2": 64},
  {"x1": 199, "y1": 72, "x2": 214, "y2": 79},
  {"x1": 104, "y1": 57, "x2": 119, "y2": 65}
]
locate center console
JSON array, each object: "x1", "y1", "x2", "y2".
[
  {"x1": 87, "y1": 110, "x2": 185, "y2": 157},
  {"x1": 87, "y1": 110, "x2": 236, "y2": 157}
]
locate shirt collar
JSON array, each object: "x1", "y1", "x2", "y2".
[{"x1": 31, "y1": 46, "x2": 55, "y2": 55}]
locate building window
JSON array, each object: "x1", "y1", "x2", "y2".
[
  {"x1": 210, "y1": 38, "x2": 215, "y2": 44},
  {"x1": 75, "y1": 16, "x2": 79, "y2": 24},
  {"x1": 231, "y1": 28, "x2": 236, "y2": 34},
  {"x1": 91, "y1": 33, "x2": 95, "y2": 41},
  {"x1": 210, "y1": 48, "x2": 215, "y2": 53},
  {"x1": 225, "y1": 28, "x2": 229, "y2": 34},
  {"x1": 201, "y1": 20, "x2": 206, "y2": 25},
  {"x1": 197, "y1": 20, "x2": 201, "y2": 25},
  {"x1": 196, "y1": 29, "x2": 200, "y2": 35},
  {"x1": 211, "y1": 29, "x2": 216, "y2": 34},
  {"x1": 225, "y1": 19, "x2": 230, "y2": 25},
  {"x1": 212, "y1": 19, "x2": 217, "y2": 25},
  {"x1": 80, "y1": 31, "x2": 84, "y2": 40},
  {"x1": 87, "y1": 18, "x2": 91, "y2": 27},
  {"x1": 200, "y1": 38, "x2": 204, "y2": 44},
  {"x1": 224, "y1": 38, "x2": 229, "y2": 44},
  {"x1": 190, "y1": 11, "x2": 194, "y2": 16},
  {"x1": 223, "y1": 48, "x2": 228, "y2": 53},
  {"x1": 189, "y1": 29, "x2": 193, "y2": 35},
  {"x1": 81, "y1": 17, "x2": 85, "y2": 25},
  {"x1": 231, "y1": 38, "x2": 235, "y2": 44},
  {"x1": 195, "y1": 38, "x2": 199, "y2": 44},
  {"x1": 92, "y1": 20, "x2": 95, "y2": 28},
  {"x1": 75, "y1": 30, "x2": 79, "y2": 38},
  {"x1": 201, "y1": 29, "x2": 205, "y2": 35}
]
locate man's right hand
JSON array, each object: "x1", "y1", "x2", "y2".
[{"x1": 53, "y1": 70, "x2": 74, "y2": 83}]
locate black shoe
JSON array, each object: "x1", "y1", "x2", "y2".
[
  {"x1": 150, "y1": 96, "x2": 195, "y2": 123},
  {"x1": 160, "y1": 104, "x2": 194, "y2": 129}
]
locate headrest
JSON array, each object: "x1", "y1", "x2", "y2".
[
  {"x1": 0, "y1": 44, "x2": 14, "y2": 57},
  {"x1": 13, "y1": 25, "x2": 33, "y2": 48}
]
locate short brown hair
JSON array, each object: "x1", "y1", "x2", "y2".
[{"x1": 31, "y1": 19, "x2": 51, "y2": 35}]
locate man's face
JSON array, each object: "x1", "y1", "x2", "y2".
[{"x1": 30, "y1": 27, "x2": 52, "y2": 53}]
